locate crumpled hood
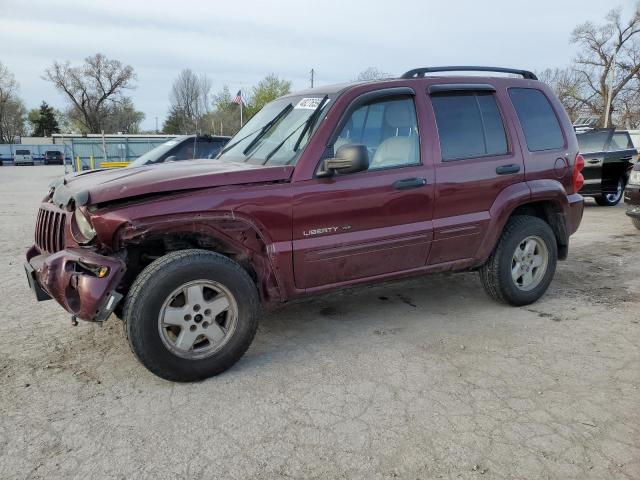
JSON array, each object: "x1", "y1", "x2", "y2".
[{"x1": 50, "y1": 159, "x2": 294, "y2": 208}]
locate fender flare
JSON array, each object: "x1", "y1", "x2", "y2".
[
  {"x1": 114, "y1": 211, "x2": 288, "y2": 303},
  {"x1": 475, "y1": 180, "x2": 570, "y2": 261}
]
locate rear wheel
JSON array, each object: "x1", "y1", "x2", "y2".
[
  {"x1": 595, "y1": 177, "x2": 624, "y2": 206},
  {"x1": 123, "y1": 249, "x2": 260, "y2": 382},
  {"x1": 479, "y1": 215, "x2": 557, "y2": 306}
]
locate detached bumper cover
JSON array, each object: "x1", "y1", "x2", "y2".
[{"x1": 26, "y1": 246, "x2": 126, "y2": 322}]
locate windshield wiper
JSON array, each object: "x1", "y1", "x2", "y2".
[
  {"x1": 217, "y1": 127, "x2": 263, "y2": 157},
  {"x1": 264, "y1": 96, "x2": 329, "y2": 163},
  {"x1": 215, "y1": 103, "x2": 293, "y2": 158},
  {"x1": 242, "y1": 103, "x2": 293, "y2": 156},
  {"x1": 293, "y1": 95, "x2": 328, "y2": 153}
]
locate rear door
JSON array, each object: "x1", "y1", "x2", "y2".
[
  {"x1": 603, "y1": 131, "x2": 634, "y2": 194},
  {"x1": 576, "y1": 130, "x2": 610, "y2": 195},
  {"x1": 426, "y1": 84, "x2": 524, "y2": 264},
  {"x1": 291, "y1": 90, "x2": 434, "y2": 289}
]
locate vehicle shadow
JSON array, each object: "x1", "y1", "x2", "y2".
[{"x1": 230, "y1": 270, "x2": 500, "y2": 375}]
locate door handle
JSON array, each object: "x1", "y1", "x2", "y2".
[
  {"x1": 587, "y1": 159, "x2": 600, "y2": 164},
  {"x1": 393, "y1": 177, "x2": 427, "y2": 190},
  {"x1": 495, "y1": 164, "x2": 521, "y2": 175}
]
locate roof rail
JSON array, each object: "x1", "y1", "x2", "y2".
[{"x1": 400, "y1": 66, "x2": 538, "y2": 81}]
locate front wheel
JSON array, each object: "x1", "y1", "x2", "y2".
[
  {"x1": 123, "y1": 249, "x2": 260, "y2": 382},
  {"x1": 595, "y1": 177, "x2": 624, "y2": 206},
  {"x1": 479, "y1": 216, "x2": 558, "y2": 306}
]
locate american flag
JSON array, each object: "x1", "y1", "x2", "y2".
[{"x1": 233, "y1": 90, "x2": 244, "y2": 105}]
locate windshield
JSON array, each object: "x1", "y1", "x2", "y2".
[
  {"x1": 218, "y1": 95, "x2": 332, "y2": 166},
  {"x1": 129, "y1": 138, "x2": 183, "y2": 167},
  {"x1": 16, "y1": 150, "x2": 30, "y2": 155}
]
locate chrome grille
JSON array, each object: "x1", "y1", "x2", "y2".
[{"x1": 35, "y1": 207, "x2": 66, "y2": 253}]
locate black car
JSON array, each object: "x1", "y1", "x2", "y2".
[
  {"x1": 577, "y1": 129, "x2": 638, "y2": 206},
  {"x1": 128, "y1": 135, "x2": 230, "y2": 168},
  {"x1": 43, "y1": 150, "x2": 64, "y2": 165}
]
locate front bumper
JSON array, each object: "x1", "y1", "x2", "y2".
[
  {"x1": 624, "y1": 184, "x2": 640, "y2": 218},
  {"x1": 25, "y1": 246, "x2": 126, "y2": 322}
]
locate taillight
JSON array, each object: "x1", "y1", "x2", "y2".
[{"x1": 573, "y1": 154, "x2": 585, "y2": 193}]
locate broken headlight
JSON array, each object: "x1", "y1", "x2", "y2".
[{"x1": 72, "y1": 208, "x2": 96, "y2": 244}]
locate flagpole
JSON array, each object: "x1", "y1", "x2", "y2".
[{"x1": 240, "y1": 90, "x2": 244, "y2": 128}]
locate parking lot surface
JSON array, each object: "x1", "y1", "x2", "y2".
[{"x1": 1, "y1": 166, "x2": 639, "y2": 479}]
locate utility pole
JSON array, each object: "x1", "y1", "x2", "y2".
[
  {"x1": 310, "y1": 68, "x2": 315, "y2": 88},
  {"x1": 604, "y1": 52, "x2": 616, "y2": 128},
  {"x1": 155, "y1": 116, "x2": 158, "y2": 134}
]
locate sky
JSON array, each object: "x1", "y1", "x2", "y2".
[{"x1": 0, "y1": 0, "x2": 631, "y2": 131}]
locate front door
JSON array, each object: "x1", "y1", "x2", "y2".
[{"x1": 292, "y1": 93, "x2": 434, "y2": 289}]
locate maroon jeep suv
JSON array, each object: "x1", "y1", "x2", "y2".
[{"x1": 25, "y1": 66, "x2": 585, "y2": 381}]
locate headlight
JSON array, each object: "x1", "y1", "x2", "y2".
[
  {"x1": 628, "y1": 170, "x2": 640, "y2": 186},
  {"x1": 72, "y1": 208, "x2": 96, "y2": 244}
]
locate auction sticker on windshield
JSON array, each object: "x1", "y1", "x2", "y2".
[{"x1": 295, "y1": 98, "x2": 329, "y2": 109}]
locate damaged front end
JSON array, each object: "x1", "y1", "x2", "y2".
[
  {"x1": 25, "y1": 194, "x2": 126, "y2": 323},
  {"x1": 26, "y1": 246, "x2": 126, "y2": 322}
]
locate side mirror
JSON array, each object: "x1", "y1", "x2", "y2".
[
  {"x1": 164, "y1": 155, "x2": 177, "y2": 163},
  {"x1": 320, "y1": 144, "x2": 369, "y2": 177}
]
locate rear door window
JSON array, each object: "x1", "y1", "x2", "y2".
[
  {"x1": 431, "y1": 91, "x2": 508, "y2": 161},
  {"x1": 508, "y1": 88, "x2": 564, "y2": 151},
  {"x1": 610, "y1": 132, "x2": 633, "y2": 151},
  {"x1": 577, "y1": 130, "x2": 610, "y2": 153}
]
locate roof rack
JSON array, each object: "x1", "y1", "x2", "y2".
[{"x1": 400, "y1": 66, "x2": 538, "y2": 81}]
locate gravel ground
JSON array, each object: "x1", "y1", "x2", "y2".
[{"x1": 1, "y1": 165, "x2": 639, "y2": 480}]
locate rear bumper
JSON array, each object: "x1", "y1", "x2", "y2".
[
  {"x1": 566, "y1": 193, "x2": 584, "y2": 236},
  {"x1": 25, "y1": 246, "x2": 126, "y2": 322}
]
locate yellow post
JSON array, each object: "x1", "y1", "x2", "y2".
[
  {"x1": 90, "y1": 155, "x2": 95, "y2": 170},
  {"x1": 76, "y1": 156, "x2": 81, "y2": 172}
]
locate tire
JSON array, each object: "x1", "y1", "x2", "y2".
[
  {"x1": 479, "y1": 215, "x2": 558, "y2": 306},
  {"x1": 594, "y1": 177, "x2": 624, "y2": 206},
  {"x1": 123, "y1": 249, "x2": 260, "y2": 382},
  {"x1": 633, "y1": 218, "x2": 640, "y2": 230}
]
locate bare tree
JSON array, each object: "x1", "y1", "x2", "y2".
[
  {"x1": 571, "y1": 3, "x2": 640, "y2": 125},
  {"x1": 0, "y1": 62, "x2": 26, "y2": 143},
  {"x1": 102, "y1": 97, "x2": 145, "y2": 134},
  {"x1": 0, "y1": 98, "x2": 26, "y2": 143},
  {"x1": 44, "y1": 53, "x2": 136, "y2": 133},
  {"x1": 165, "y1": 69, "x2": 211, "y2": 134},
  {"x1": 537, "y1": 68, "x2": 587, "y2": 121}
]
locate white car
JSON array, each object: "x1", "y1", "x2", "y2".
[{"x1": 14, "y1": 149, "x2": 34, "y2": 166}]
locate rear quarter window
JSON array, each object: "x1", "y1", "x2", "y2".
[{"x1": 508, "y1": 88, "x2": 564, "y2": 152}]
